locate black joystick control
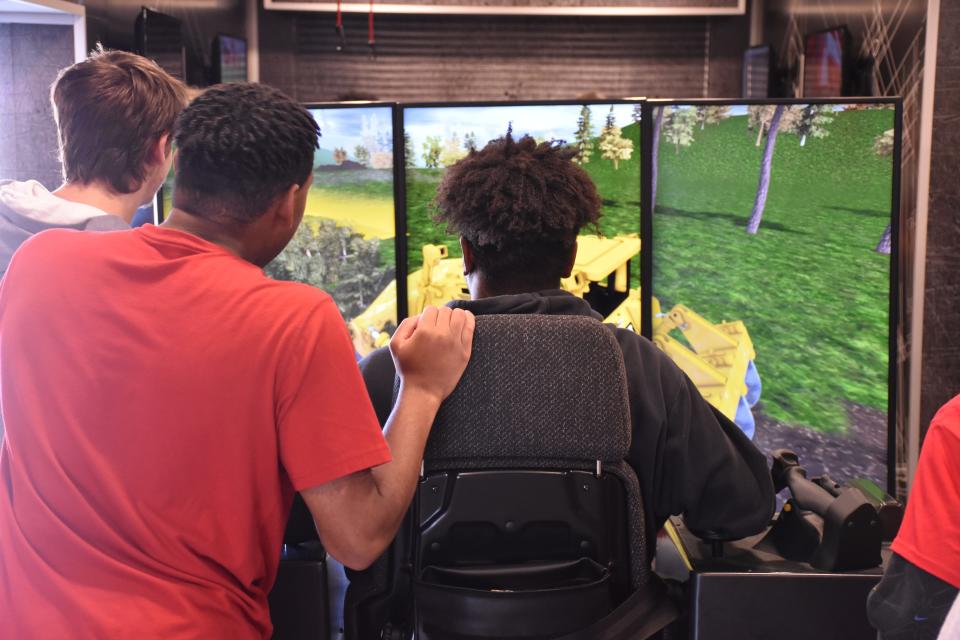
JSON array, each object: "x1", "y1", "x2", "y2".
[{"x1": 764, "y1": 450, "x2": 882, "y2": 571}]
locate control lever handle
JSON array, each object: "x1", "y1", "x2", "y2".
[{"x1": 770, "y1": 449, "x2": 835, "y2": 516}]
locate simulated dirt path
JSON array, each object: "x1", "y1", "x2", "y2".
[{"x1": 753, "y1": 401, "x2": 888, "y2": 491}]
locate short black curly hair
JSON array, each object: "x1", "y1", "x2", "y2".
[
  {"x1": 173, "y1": 83, "x2": 319, "y2": 223},
  {"x1": 434, "y1": 132, "x2": 602, "y2": 285}
]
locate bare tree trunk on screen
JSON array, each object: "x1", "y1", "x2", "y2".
[
  {"x1": 876, "y1": 224, "x2": 892, "y2": 254},
  {"x1": 651, "y1": 106, "x2": 665, "y2": 213},
  {"x1": 746, "y1": 105, "x2": 785, "y2": 235}
]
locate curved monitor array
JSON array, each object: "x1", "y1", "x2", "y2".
[{"x1": 159, "y1": 98, "x2": 901, "y2": 494}]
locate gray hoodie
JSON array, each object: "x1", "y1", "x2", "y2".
[{"x1": 0, "y1": 180, "x2": 129, "y2": 278}]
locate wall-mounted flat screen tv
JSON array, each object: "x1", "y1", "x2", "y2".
[
  {"x1": 644, "y1": 99, "x2": 901, "y2": 493},
  {"x1": 743, "y1": 45, "x2": 772, "y2": 99},
  {"x1": 804, "y1": 26, "x2": 848, "y2": 97},
  {"x1": 134, "y1": 7, "x2": 185, "y2": 82},
  {"x1": 399, "y1": 100, "x2": 644, "y2": 323},
  {"x1": 212, "y1": 35, "x2": 247, "y2": 84}
]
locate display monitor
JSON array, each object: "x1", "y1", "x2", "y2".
[
  {"x1": 162, "y1": 104, "x2": 399, "y2": 357},
  {"x1": 400, "y1": 100, "x2": 643, "y2": 322},
  {"x1": 212, "y1": 35, "x2": 247, "y2": 84},
  {"x1": 644, "y1": 99, "x2": 900, "y2": 493},
  {"x1": 804, "y1": 26, "x2": 848, "y2": 97},
  {"x1": 743, "y1": 45, "x2": 772, "y2": 99},
  {"x1": 134, "y1": 7, "x2": 185, "y2": 82}
]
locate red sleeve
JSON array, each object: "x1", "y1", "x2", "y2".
[
  {"x1": 891, "y1": 395, "x2": 960, "y2": 588},
  {"x1": 276, "y1": 294, "x2": 392, "y2": 491}
]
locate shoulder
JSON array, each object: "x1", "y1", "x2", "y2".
[
  {"x1": 257, "y1": 280, "x2": 343, "y2": 333},
  {"x1": 83, "y1": 215, "x2": 129, "y2": 232},
  {"x1": 9, "y1": 228, "x2": 85, "y2": 270},
  {"x1": 929, "y1": 394, "x2": 960, "y2": 443},
  {"x1": 607, "y1": 326, "x2": 685, "y2": 389}
]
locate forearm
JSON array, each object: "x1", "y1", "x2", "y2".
[
  {"x1": 366, "y1": 384, "x2": 441, "y2": 537},
  {"x1": 666, "y1": 383, "x2": 774, "y2": 539}
]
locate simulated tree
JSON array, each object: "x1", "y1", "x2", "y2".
[
  {"x1": 598, "y1": 107, "x2": 633, "y2": 170},
  {"x1": 746, "y1": 104, "x2": 785, "y2": 234},
  {"x1": 354, "y1": 145, "x2": 370, "y2": 166},
  {"x1": 573, "y1": 105, "x2": 594, "y2": 165},
  {"x1": 793, "y1": 104, "x2": 834, "y2": 147},
  {"x1": 695, "y1": 105, "x2": 731, "y2": 130},
  {"x1": 404, "y1": 132, "x2": 416, "y2": 168},
  {"x1": 440, "y1": 132, "x2": 467, "y2": 167},
  {"x1": 874, "y1": 129, "x2": 896, "y2": 254},
  {"x1": 650, "y1": 105, "x2": 666, "y2": 213},
  {"x1": 333, "y1": 147, "x2": 348, "y2": 165},
  {"x1": 748, "y1": 105, "x2": 777, "y2": 147},
  {"x1": 464, "y1": 132, "x2": 478, "y2": 153},
  {"x1": 265, "y1": 221, "x2": 390, "y2": 321},
  {"x1": 422, "y1": 136, "x2": 442, "y2": 168},
  {"x1": 661, "y1": 106, "x2": 697, "y2": 155}
]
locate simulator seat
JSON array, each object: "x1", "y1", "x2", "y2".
[
  {"x1": 268, "y1": 494, "x2": 330, "y2": 639},
  {"x1": 344, "y1": 314, "x2": 678, "y2": 639}
]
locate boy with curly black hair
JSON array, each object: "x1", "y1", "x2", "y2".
[
  {"x1": 361, "y1": 132, "x2": 775, "y2": 553},
  {"x1": 0, "y1": 83, "x2": 474, "y2": 638}
]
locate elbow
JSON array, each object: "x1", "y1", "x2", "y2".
[{"x1": 331, "y1": 530, "x2": 394, "y2": 571}]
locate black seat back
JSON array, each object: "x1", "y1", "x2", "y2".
[{"x1": 346, "y1": 314, "x2": 647, "y2": 639}]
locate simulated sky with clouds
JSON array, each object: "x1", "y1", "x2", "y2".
[
  {"x1": 404, "y1": 103, "x2": 639, "y2": 168},
  {"x1": 309, "y1": 106, "x2": 394, "y2": 155}
]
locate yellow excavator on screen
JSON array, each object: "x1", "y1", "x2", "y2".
[{"x1": 349, "y1": 235, "x2": 762, "y2": 437}]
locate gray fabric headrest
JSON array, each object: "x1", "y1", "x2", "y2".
[{"x1": 423, "y1": 314, "x2": 631, "y2": 467}]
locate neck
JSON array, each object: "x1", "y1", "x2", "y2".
[
  {"x1": 52, "y1": 181, "x2": 146, "y2": 223},
  {"x1": 161, "y1": 208, "x2": 253, "y2": 263},
  {"x1": 469, "y1": 275, "x2": 561, "y2": 300}
]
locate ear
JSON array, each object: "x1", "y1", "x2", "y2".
[
  {"x1": 273, "y1": 183, "x2": 301, "y2": 230},
  {"x1": 561, "y1": 240, "x2": 578, "y2": 278},
  {"x1": 460, "y1": 236, "x2": 476, "y2": 275},
  {"x1": 152, "y1": 134, "x2": 172, "y2": 166}
]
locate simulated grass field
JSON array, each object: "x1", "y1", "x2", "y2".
[
  {"x1": 404, "y1": 103, "x2": 642, "y2": 278},
  {"x1": 652, "y1": 104, "x2": 895, "y2": 442}
]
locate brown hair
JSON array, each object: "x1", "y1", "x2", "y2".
[{"x1": 50, "y1": 46, "x2": 188, "y2": 194}]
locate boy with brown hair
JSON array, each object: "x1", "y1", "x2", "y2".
[{"x1": 0, "y1": 46, "x2": 188, "y2": 277}]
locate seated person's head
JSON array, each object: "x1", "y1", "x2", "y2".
[
  {"x1": 51, "y1": 47, "x2": 188, "y2": 201},
  {"x1": 435, "y1": 132, "x2": 602, "y2": 297},
  {"x1": 171, "y1": 83, "x2": 319, "y2": 267}
]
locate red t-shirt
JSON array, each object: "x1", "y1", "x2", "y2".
[
  {"x1": 0, "y1": 225, "x2": 392, "y2": 638},
  {"x1": 891, "y1": 393, "x2": 960, "y2": 588}
]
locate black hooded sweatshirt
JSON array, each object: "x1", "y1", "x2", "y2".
[{"x1": 359, "y1": 290, "x2": 775, "y2": 551}]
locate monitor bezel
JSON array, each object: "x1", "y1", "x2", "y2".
[{"x1": 641, "y1": 97, "x2": 903, "y2": 496}]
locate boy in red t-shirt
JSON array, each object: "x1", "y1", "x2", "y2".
[
  {"x1": 868, "y1": 394, "x2": 960, "y2": 639},
  {"x1": 0, "y1": 83, "x2": 475, "y2": 639}
]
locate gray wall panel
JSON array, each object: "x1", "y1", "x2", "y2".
[
  {"x1": 261, "y1": 9, "x2": 744, "y2": 101},
  {"x1": 1, "y1": 24, "x2": 73, "y2": 189}
]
